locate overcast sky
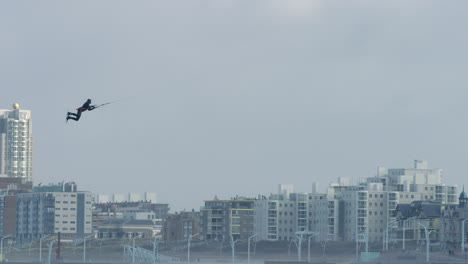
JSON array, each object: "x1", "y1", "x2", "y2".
[{"x1": 2, "y1": 1, "x2": 468, "y2": 212}]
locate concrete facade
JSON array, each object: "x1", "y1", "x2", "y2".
[
  {"x1": 0, "y1": 103, "x2": 33, "y2": 181},
  {"x1": 16, "y1": 183, "x2": 92, "y2": 243},
  {"x1": 200, "y1": 197, "x2": 255, "y2": 241}
]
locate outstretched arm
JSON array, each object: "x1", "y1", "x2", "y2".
[{"x1": 88, "y1": 105, "x2": 96, "y2": 111}]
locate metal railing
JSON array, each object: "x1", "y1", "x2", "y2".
[{"x1": 124, "y1": 245, "x2": 181, "y2": 263}]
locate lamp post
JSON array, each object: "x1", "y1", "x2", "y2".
[
  {"x1": 152, "y1": 237, "x2": 160, "y2": 264},
  {"x1": 229, "y1": 234, "x2": 239, "y2": 264},
  {"x1": 48, "y1": 240, "x2": 56, "y2": 264},
  {"x1": 0, "y1": 235, "x2": 10, "y2": 262},
  {"x1": 382, "y1": 230, "x2": 386, "y2": 251},
  {"x1": 39, "y1": 234, "x2": 51, "y2": 263},
  {"x1": 308, "y1": 233, "x2": 320, "y2": 263},
  {"x1": 288, "y1": 239, "x2": 294, "y2": 258},
  {"x1": 217, "y1": 233, "x2": 226, "y2": 255},
  {"x1": 295, "y1": 230, "x2": 307, "y2": 261},
  {"x1": 132, "y1": 234, "x2": 142, "y2": 263},
  {"x1": 248, "y1": 234, "x2": 258, "y2": 264},
  {"x1": 418, "y1": 223, "x2": 430, "y2": 263},
  {"x1": 462, "y1": 219, "x2": 468, "y2": 254},
  {"x1": 83, "y1": 234, "x2": 95, "y2": 263},
  {"x1": 187, "y1": 233, "x2": 199, "y2": 264},
  {"x1": 383, "y1": 227, "x2": 398, "y2": 251},
  {"x1": 355, "y1": 227, "x2": 368, "y2": 261},
  {"x1": 403, "y1": 216, "x2": 418, "y2": 251},
  {"x1": 322, "y1": 238, "x2": 330, "y2": 260}
]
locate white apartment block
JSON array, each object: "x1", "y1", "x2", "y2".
[
  {"x1": 96, "y1": 192, "x2": 157, "y2": 203},
  {"x1": 0, "y1": 103, "x2": 33, "y2": 181},
  {"x1": 125, "y1": 211, "x2": 156, "y2": 221},
  {"x1": 128, "y1": 193, "x2": 142, "y2": 202},
  {"x1": 16, "y1": 190, "x2": 93, "y2": 243},
  {"x1": 94, "y1": 194, "x2": 110, "y2": 204},
  {"x1": 144, "y1": 192, "x2": 157, "y2": 203},
  {"x1": 254, "y1": 161, "x2": 458, "y2": 243},
  {"x1": 254, "y1": 184, "x2": 321, "y2": 241},
  {"x1": 325, "y1": 161, "x2": 457, "y2": 243},
  {"x1": 113, "y1": 193, "x2": 126, "y2": 203}
]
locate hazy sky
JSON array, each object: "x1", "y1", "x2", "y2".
[{"x1": 2, "y1": 1, "x2": 468, "y2": 212}]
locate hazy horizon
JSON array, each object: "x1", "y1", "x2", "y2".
[{"x1": 2, "y1": 1, "x2": 468, "y2": 212}]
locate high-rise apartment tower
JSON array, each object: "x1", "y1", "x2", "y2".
[{"x1": 0, "y1": 103, "x2": 33, "y2": 181}]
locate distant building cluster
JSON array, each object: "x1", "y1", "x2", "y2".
[
  {"x1": 94, "y1": 192, "x2": 157, "y2": 204},
  {"x1": 0, "y1": 103, "x2": 468, "y2": 254}
]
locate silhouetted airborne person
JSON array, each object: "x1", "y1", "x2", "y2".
[{"x1": 66, "y1": 99, "x2": 96, "y2": 122}]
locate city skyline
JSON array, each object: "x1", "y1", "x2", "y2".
[{"x1": 2, "y1": 1, "x2": 468, "y2": 212}]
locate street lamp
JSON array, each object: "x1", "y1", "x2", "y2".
[
  {"x1": 403, "y1": 216, "x2": 418, "y2": 251},
  {"x1": 322, "y1": 238, "x2": 330, "y2": 260},
  {"x1": 295, "y1": 230, "x2": 307, "y2": 262},
  {"x1": 39, "y1": 234, "x2": 51, "y2": 263},
  {"x1": 48, "y1": 240, "x2": 56, "y2": 264},
  {"x1": 462, "y1": 219, "x2": 468, "y2": 254},
  {"x1": 308, "y1": 233, "x2": 320, "y2": 263},
  {"x1": 83, "y1": 234, "x2": 95, "y2": 263},
  {"x1": 152, "y1": 237, "x2": 160, "y2": 264},
  {"x1": 355, "y1": 227, "x2": 368, "y2": 261},
  {"x1": 248, "y1": 234, "x2": 258, "y2": 264},
  {"x1": 288, "y1": 239, "x2": 294, "y2": 258},
  {"x1": 418, "y1": 222, "x2": 430, "y2": 263},
  {"x1": 187, "y1": 233, "x2": 199, "y2": 264},
  {"x1": 132, "y1": 234, "x2": 143, "y2": 263},
  {"x1": 216, "y1": 233, "x2": 226, "y2": 255},
  {"x1": 229, "y1": 234, "x2": 239, "y2": 264},
  {"x1": 383, "y1": 227, "x2": 398, "y2": 251},
  {"x1": 0, "y1": 235, "x2": 11, "y2": 262}
]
